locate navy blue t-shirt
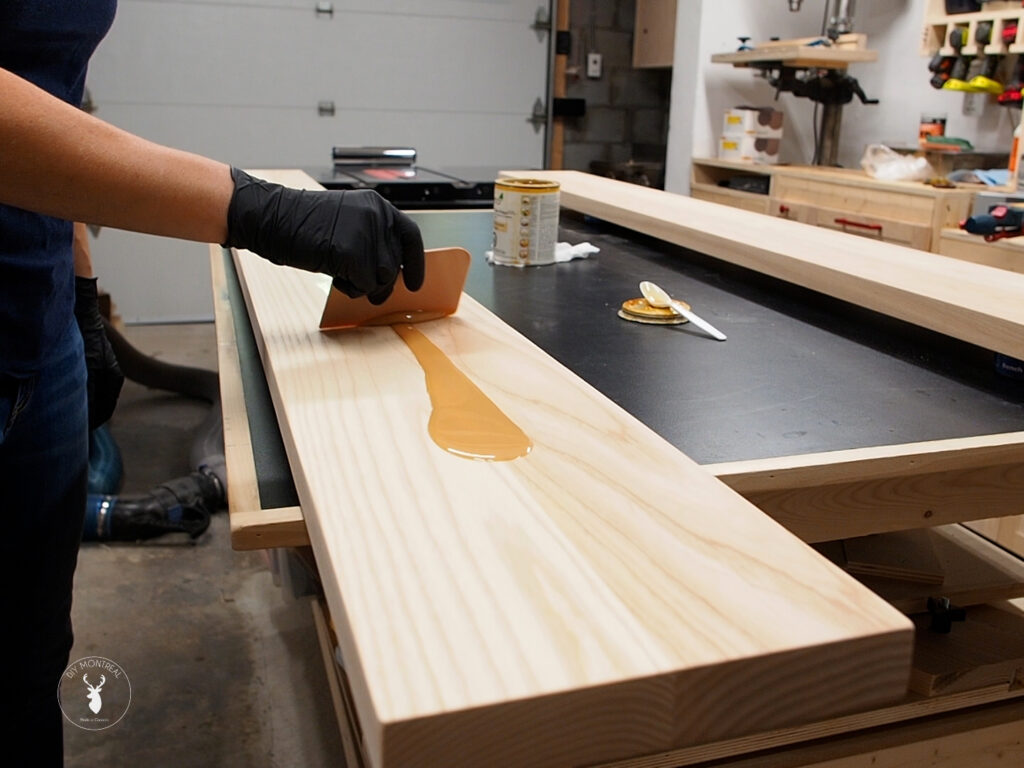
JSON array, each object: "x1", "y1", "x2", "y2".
[{"x1": 0, "y1": 1, "x2": 117, "y2": 375}]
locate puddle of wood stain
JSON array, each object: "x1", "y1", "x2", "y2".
[{"x1": 392, "y1": 324, "x2": 532, "y2": 461}]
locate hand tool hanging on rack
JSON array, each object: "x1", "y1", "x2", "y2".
[
  {"x1": 943, "y1": 26, "x2": 976, "y2": 91},
  {"x1": 929, "y1": 50, "x2": 956, "y2": 88},
  {"x1": 998, "y1": 19, "x2": 1023, "y2": 107},
  {"x1": 999, "y1": 55, "x2": 1024, "y2": 106},
  {"x1": 1002, "y1": 19, "x2": 1018, "y2": 47},
  {"x1": 968, "y1": 21, "x2": 1005, "y2": 93},
  {"x1": 994, "y1": 21, "x2": 1022, "y2": 105}
]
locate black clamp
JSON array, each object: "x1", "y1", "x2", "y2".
[
  {"x1": 926, "y1": 596, "x2": 966, "y2": 634},
  {"x1": 767, "y1": 67, "x2": 879, "y2": 106}
]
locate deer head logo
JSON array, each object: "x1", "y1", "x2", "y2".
[{"x1": 83, "y1": 674, "x2": 106, "y2": 714}]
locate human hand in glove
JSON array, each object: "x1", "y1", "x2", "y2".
[
  {"x1": 223, "y1": 168, "x2": 425, "y2": 304},
  {"x1": 74, "y1": 275, "x2": 124, "y2": 431}
]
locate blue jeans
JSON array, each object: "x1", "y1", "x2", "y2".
[{"x1": 0, "y1": 318, "x2": 88, "y2": 764}]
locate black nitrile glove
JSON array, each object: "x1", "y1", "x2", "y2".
[
  {"x1": 223, "y1": 168, "x2": 425, "y2": 304},
  {"x1": 74, "y1": 276, "x2": 124, "y2": 431}
]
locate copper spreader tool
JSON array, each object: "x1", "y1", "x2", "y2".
[{"x1": 319, "y1": 247, "x2": 471, "y2": 331}]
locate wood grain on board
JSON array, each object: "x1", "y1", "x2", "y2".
[
  {"x1": 229, "y1": 169, "x2": 912, "y2": 768},
  {"x1": 499, "y1": 170, "x2": 1024, "y2": 361}
]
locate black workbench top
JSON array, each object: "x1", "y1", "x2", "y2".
[
  {"x1": 227, "y1": 210, "x2": 1024, "y2": 511},
  {"x1": 463, "y1": 213, "x2": 1024, "y2": 465}
]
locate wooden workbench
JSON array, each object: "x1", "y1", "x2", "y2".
[{"x1": 214, "y1": 171, "x2": 1024, "y2": 768}]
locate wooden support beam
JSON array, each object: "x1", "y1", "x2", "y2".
[
  {"x1": 707, "y1": 434, "x2": 1024, "y2": 542},
  {"x1": 549, "y1": 0, "x2": 569, "y2": 170}
]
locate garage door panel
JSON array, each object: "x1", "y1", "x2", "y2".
[
  {"x1": 92, "y1": 4, "x2": 546, "y2": 114},
  {"x1": 95, "y1": 103, "x2": 541, "y2": 169}
]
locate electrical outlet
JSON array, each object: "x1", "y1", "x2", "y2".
[{"x1": 587, "y1": 52, "x2": 602, "y2": 79}]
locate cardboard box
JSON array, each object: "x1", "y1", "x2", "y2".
[
  {"x1": 723, "y1": 107, "x2": 784, "y2": 139},
  {"x1": 719, "y1": 135, "x2": 780, "y2": 165}
]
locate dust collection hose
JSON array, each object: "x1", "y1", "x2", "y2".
[{"x1": 82, "y1": 319, "x2": 228, "y2": 541}]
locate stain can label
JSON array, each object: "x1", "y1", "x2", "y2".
[{"x1": 491, "y1": 178, "x2": 560, "y2": 266}]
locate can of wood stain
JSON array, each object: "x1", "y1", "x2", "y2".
[
  {"x1": 919, "y1": 113, "x2": 947, "y2": 145},
  {"x1": 491, "y1": 178, "x2": 560, "y2": 266}
]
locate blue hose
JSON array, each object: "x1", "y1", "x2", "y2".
[
  {"x1": 82, "y1": 495, "x2": 116, "y2": 541},
  {"x1": 86, "y1": 424, "x2": 123, "y2": 496}
]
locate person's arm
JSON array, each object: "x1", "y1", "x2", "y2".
[
  {"x1": 0, "y1": 68, "x2": 232, "y2": 243},
  {"x1": 72, "y1": 222, "x2": 95, "y2": 277},
  {"x1": 0, "y1": 67, "x2": 424, "y2": 303}
]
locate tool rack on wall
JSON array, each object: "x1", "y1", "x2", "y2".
[
  {"x1": 921, "y1": 0, "x2": 1024, "y2": 56},
  {"x1": 921, "y1": 0, "x2": 1024, "y2": 192}
]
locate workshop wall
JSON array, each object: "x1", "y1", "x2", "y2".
[
  {"x1": 563, "y1": 0, "x2": 672, "y2": 187},
  {"x1": 84, "y1": 0, "x2": 550, "y2": 323},
  {"x1": 666, "y1": 0, "x2": 1017, "y2": 193}
]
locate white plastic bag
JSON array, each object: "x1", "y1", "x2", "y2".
[{"x1": 860, "y1": 144, "x2": 934, "y2": 182}]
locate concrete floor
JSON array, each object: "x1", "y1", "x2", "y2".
[{"x1": 65, "y1": 323, "x2": 344, "y2": 768}]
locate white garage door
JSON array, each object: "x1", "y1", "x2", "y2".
[{"x1": 87, "y1": 0, "x2": 551, "y2": 322}]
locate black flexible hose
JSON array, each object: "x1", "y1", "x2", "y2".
[
  {"x1": 103, "y1": 318, "x2": 218, "y2": 401},
  {"x1": 82, "y1": 321, "x2": 228, "y2": 541},
  {"x1": 102, "y1": 318, "x2": 227, "y2": 495}
]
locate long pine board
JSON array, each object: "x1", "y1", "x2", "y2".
[
  {"x1": 499, "y1": 170, "x2": 1024, "y2": 360},
  {"x1": 232, "y1": 170, "x2": 911, "y2": 768}
]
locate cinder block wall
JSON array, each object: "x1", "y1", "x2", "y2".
[{"x1": 564, "y1": 0, "x2": 672, "y2": 186}]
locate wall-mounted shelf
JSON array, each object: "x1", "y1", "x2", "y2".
[
  {"x1": 921, "y1": 0, "x2": 1024, "y2": 56},
  {"x1": 920, "y1": 0, "x2": 1024, "y2": 195},
  {"x1": 711, "y1": 46, "x2": 877, "y2": 69},
  {"x1": 712, "y1": 34, "x2": 877, "y2": 70}
]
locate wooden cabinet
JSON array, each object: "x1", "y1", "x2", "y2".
[
  {"x1": 633, "y1": 0, "x2": 676, "y2": 68},
  {"x1": 691, "y1": 158, "x2": 973, "y2": 253},
  {"x1": 771, "y1": 173, "x2": 938, "y2": 251},
  {"x1": 777, "y1": 201, "x2": 934, "y2": 250},
  {"x1": 690, "y1": 158, "x2": 771, "y2": 213}
]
